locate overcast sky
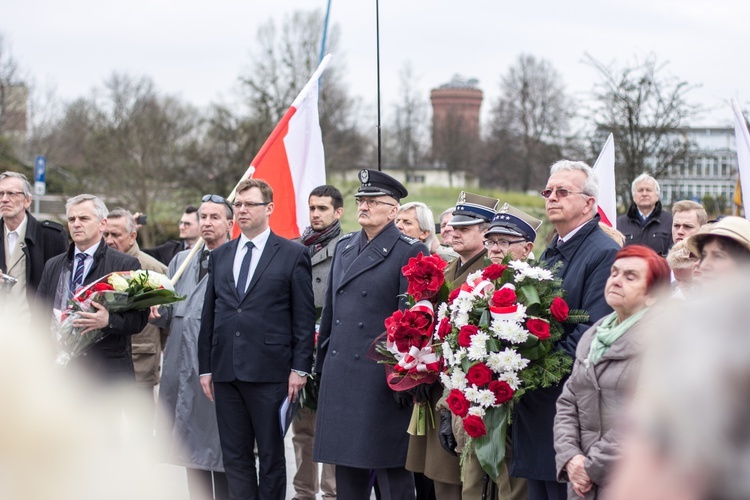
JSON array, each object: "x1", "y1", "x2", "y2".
[{"x1": 3, "y1": 0, "x2": 749, "y2": 128}]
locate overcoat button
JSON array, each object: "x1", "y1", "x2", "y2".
[
  {"x1": 361, "y1": 291, "x2": 367, "y2": 296},
  {"x1": 316, "y1": 277, "x2": 322, "y2": 283},
  {"x1": 354, "y1": 354, "x2": 360, "y2": 360},
  {"x1": 335, "y1": 319, "x2": 340, "y2": 325},
  {"x1": 237, "y1": 308, "x2": 242, "y2": 313},
  {"x1": 358, "y1": 322, "x2": 364, "y2": 328},
  {"x1": 332, "y1": 350, "x2": 337, "y2": 356},
  {"x1": 236, "y1": 332, "x2": 240, "y2": 336}
]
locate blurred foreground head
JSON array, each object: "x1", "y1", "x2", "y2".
[
  {"x1": 608, "y1": 271, "x2": 750, "y2": 499},
  {"x1": 0, "y1": 307, "x2": 179, "y2": 500}
]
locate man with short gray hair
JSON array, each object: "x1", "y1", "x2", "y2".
[
  {"x1": 616, "y1": 173, "x2": 673, "y2": 256},
  {"x1": 0, "y1": 171, "x2": 67, "y2": 323},
  {"x1": 36, "y1": 194, "x2": 147, "y2": 379}
]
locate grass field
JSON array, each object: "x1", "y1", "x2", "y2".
[{"x1": 335, "y1": 181, "x2": 556, "y2": 252}]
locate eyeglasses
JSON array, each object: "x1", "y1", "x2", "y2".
[
  {"x1": 0, "y1": 191, "x2": 26, "y2": 199},
  {"x1": 354, "y1": 198, "x2": 396, "y2": 208},
  {"x1": 202, "y1": 194, "x2": 234, "y2": 214},
  {"x1": 483, "y1": 239, "x2": 527, "y2": 250},
  {"x1": 232, "y1": 201, "x2": 270, "y2": 210},
  {"x1": 540, "y1": 188, "x2": 589, "y2": 199}
]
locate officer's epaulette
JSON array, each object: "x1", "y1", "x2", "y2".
[
  {"x1": 41, "y1": 220, "x2": 65, "y2": 232},
  {"x1": 339, "y1": 231, "x2": 356, "y2": 241},
  {"x1": 399, "y1": 234, "x2": 419, "y2": 245}
]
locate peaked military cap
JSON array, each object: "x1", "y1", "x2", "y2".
[
  {"x1": 448, "y1": 191, "x2": 499, "y2": 226},
  {"x1": 355, "y1": 169, "x2": 408, "y2": 201},
  {"x1": 485, "y1": 203, "x2": 542, "y2": 242}
]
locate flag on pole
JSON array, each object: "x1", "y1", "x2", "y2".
[
  {"x1": 592, "y1": 133, "x2": 617, "y2": 229},
  {"x1": 230, "y1": 54, "x2": 332, "y2": 239},
  {"x1": 731, "y1": 97, "x2": 750, "y2": 220}
]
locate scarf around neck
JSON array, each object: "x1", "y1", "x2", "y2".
[
  {"x1": 588, "y1": 307, "x2": 649, "y2": 365},
  {"x1": 301, "y1": 219, "x2": 342, "y2": 256}
]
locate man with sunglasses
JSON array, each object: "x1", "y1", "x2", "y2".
[
  {"x1": 198, "y1": 179, "x2": 316, "y2": 500},
  {"x1": 313, "y1": 169, "x2": 428, "y2": 500},
  {"x1": 153, "y1": 194, "x2": 234, "y2": 499},
  {"x1": 510, "y1": 160, "x2": 619, "y2": 500}
]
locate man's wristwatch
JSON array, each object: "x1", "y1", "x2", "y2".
[{"x1": 292, "y1": 369, "x2": 308, "y2": 377}]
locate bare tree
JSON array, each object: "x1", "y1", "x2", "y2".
[
  {"x1": 383, "y1": 62, "x2": 428, "y2": 176},
  {"x1": 586, "y1": 53, "x2": 699, "y2": 205},
  {"x1": 484, "y1": 54, "x2": 575, "y2": 191},
  {"x1": 239, "y1": 9, "x2": 367, "y2": 175}
]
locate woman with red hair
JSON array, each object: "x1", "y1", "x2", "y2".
[{"x1": 553, "y1": 245, "x2": 670, "y2": 499}]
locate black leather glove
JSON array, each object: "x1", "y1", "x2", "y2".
[
  {"x1": 413, "y1": 382, "x2": 433, "y2": 404},
  {"x1": 438, "y1": 409, "x2": 457, "y2": 456},
  {"x1": 392, "y1": 390, "x2": 412, "y2": 409}
]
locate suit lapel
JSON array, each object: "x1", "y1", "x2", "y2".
[
  {"x1": 244, "y1": 232, "x2": 280, "y2": 298},
  {"x1": 223, "y1": 238, "x2": 242, "y2": 302}
]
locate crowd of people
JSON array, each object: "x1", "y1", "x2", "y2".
[{"x1": 2, "y1": 161, "x2": 750, "y2": 500}]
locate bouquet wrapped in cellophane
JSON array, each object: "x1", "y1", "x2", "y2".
[{"x1": 55, "y1": 270, "x2": 185, "y2": 367}]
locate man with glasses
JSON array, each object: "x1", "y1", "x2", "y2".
[
  {"x1": 152, "y1": 195, "x2": 234, "y2": 500},
  {"x1": 198, "y1": 179, "x2": 315, "y2": 499},
  {"x1": 143, "y1": 205, "x2": 201, "y2": 265},
  {"x1": 0, "y1": 171, "x2": 67, "y2": 323},
  {"x1": 450, "y1": 202, "x2": 542, "y2": 500},
  {"x1": 510, "y1": 161, "x2": 619, "y2": 500},
  {"x1": 314, "y1": 169, "x2": 428, "y2": 500},
  {"x1": 484, "y1": 203, "x2": 542, "y2": 264}
]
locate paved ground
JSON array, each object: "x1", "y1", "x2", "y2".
[{"x1": 155, "y1": 432, "x2": 329, "y2": 499}]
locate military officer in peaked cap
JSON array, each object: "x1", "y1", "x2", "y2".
[
  {"x1": 443, "y1": 191, "x2": 499, "y2": 286},
  {"x1": 484, "y1": 203, "x2": 543, "y2": 264},
  {"x1": 313, "y1": 169, "x2": 428, "y2": 500}
]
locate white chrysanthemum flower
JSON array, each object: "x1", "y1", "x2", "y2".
[
  {"x1": 477, "y1": 389, "x2": 498, "y2": 408},
  {"x1": 486, "y1": 352, "x2": 503, "y2": 373},
  {"x1": 108, "y1": 273, "x2": 129, "y2": 292},
  {"x1": 437, "y1": 302, "x2": 449, "y2": 320},
  {"x1": 536, "y1": 268, "x2": 554, "y2": 281},
  {"x1": 467, "y1": 343, "x2": 488, "y2": 361},
  {"x1": 509, "y1": 260, "x2": 530, "y2": 271},
  {"x1": 468, "y1": 406, "x2": 486, "y2": 417},
  {"x1": 455, "y1": 348, "x2": 467, "y2": 363},
  {"x1": 471, "y1": 330, "x2": 490, "y2": 346},
  {"x1": 451, "y1": 370, "x2": 468, "y2": 391},
  {"x1": 466, "y1": 270, "x2": 483, "y2": 284},
  {"x1": 514, "y1": 303, "x2": 527, "y2": 322},
  {"x1": 453, "y1": 311, "x2": 470, "y2": 328},
  {"x1": 440, "y1": 372, "x2": 452, "y2": 390},
  {"x1": 464, "y1": 385, "x2": 481, "y2": 403},
  {"x1": 442, "y1": 342, "x2": 454, "y2": 365},
  {"x1": 491, "y1": 320, "x2": 530, "y2": 344},
  {"x1": 514, "y1": 271, "x2": 527, "y2": 283},
  {"x1": 499, "y1": 371, "x2": 522, "y2": 391},
  {"x1": 497, "y1": 348, "x2": 529, "y2": 372}
]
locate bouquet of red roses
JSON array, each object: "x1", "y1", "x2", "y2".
[
  {"x1": 55, "y1": 270, "x2": 185, "y2": 367},
  {"x1": 368, "y1": 252, "x2": 449, "y2": 434},
  {"x1": 435, "y1": 258, "x2": 586, "y2": 480}
]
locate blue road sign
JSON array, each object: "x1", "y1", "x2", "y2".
[{"x1": 35, "y1": 155, "x2": 46, "y2": 183}]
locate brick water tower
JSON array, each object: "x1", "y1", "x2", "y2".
[{"x1": 430, "y1": 75, "x2": 483, "y2": 151}]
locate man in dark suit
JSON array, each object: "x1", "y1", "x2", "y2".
[
  {"x1": 198, "y1": 179, "x2": 316, "y2": 500},
  {"x1": 313, "y1": 169, "x2": 428, "y2": 500},
  {"x1": 0, "y1": 171, "x2": 68, "y2": 324},
  {"x1": 36, "y1": 194, "x2": 147, "y2": 379},
  {"x1": 510, "y1": 160, "x2": 619, "y2": 500}
]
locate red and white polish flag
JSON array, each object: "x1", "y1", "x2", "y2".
[
  {"x1": 231, "y1": 54, "x2": 332, "y2": 239},
  {"x1": 592, "y1": 133, "x2": 617, "y2": 229}
]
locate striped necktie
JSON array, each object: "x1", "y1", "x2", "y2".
[{"x1": 71, "y1": 253, "x2": 87, "y2": 295}]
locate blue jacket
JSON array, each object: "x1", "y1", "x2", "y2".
[{"x1": 511, "y1": 215, "x2": 620, "y2": 481}]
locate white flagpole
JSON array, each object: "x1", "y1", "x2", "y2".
[{"x1": 731, "y1": 98, "x2": 750, "y2": 220}]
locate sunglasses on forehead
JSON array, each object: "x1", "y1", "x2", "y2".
[{"x1": 202, "y1": 194, "x2": 234, "y2": 214}]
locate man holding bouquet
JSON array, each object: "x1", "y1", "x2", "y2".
[{"x1": 36, "y1": 194, "x2": 147, "y2": 380}]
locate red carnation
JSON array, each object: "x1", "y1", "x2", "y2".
[
  {"x1": 488, "y1": 380, "x2": 514, "y2": 405},
  {"x1": 457, "y1": 325, "x2": 479, "y2": 348},
  {"x1": 482, "y1": 263, "x2": 507, "y2": 281},
  {"x1": 463, "y1": 415, "x2": 487, "y2": 438},
  {"x1": 401, "y1": 253, "x2": 449, "y2": 302},
  {"x1": 92, "y1": 282, "x2": 115, "y2": 292},
  {"x1": 385, "y1": 309, "x2": 431, "y2": 352},
  {"x1": 446, "y1": 389, "x2": 470, "y2": 417},
  {"x1": 436, "y1": 317, "x2": 452, "y2": 340},
  {"x1": 526, "y1": 317, "x2": 551, "y2": 340},
  {"x1": 550, "y1": 297, "x2": 569, "y2": 322},
  {"x1": 491, "y1": 287, "x2": 517, "y2": 308},
  {"x1": 466, "y1": 363, "x2": 493, "y2": 387}
]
